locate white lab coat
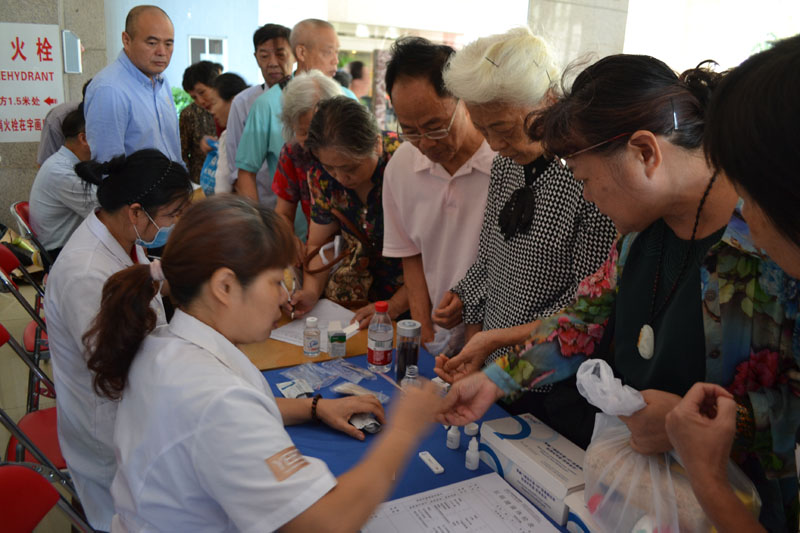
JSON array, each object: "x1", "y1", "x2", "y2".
[
  {"x1": 44, "y1": 211, "x2": 166, "y2": 531},
  {"x1": 110, "y1": 310, "x2": 336, "y2": 532}
]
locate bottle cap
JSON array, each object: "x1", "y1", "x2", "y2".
[
  {"x1": 374, "y1": 301, "x2": 389, "y2": 313},
  {"x1": 306, "y1": 317, "x2": 318, "y2": 326},
  {"x1": 397, "y1": 319, "x2": 422, "y2": 337},
  {"x1": 464, "y1": 422, "x2": 479, "y2": 436},
  {"x1": 405, "y1": 365, "x2": 418, "y2": 378},
  {"x1": 468, "y1": 436, "x2": 478, "y2": 451}
]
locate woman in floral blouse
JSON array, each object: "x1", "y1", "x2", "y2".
[
  {"x1": 288, "y1": 96, "x2": 407, "y2": 327},
  {"x1": 438, "y1": 54, "x2": 800, "y2": 530}
]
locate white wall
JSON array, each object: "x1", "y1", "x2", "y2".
[
  {"x1": 258, "y1": 0, "x2": 529, "y2": 47},
  {"x1": 624, "y1": 0, "x2": 800, "y2": 72},
  {"x1": 528, "y1": 0, "x2": 630, "y2": 70}
]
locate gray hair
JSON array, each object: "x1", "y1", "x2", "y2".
[
  {"x1": 443, "y1": 27, "x2": 560, "y2": 107},
  {"x1": 280, "y1": 70, "x2": 343, "y2": 142}
]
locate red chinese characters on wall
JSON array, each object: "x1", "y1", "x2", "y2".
[
  {"x1": 0, "y1": 118, "x2": 43, "y2": 132},
  {"x1": 10, "y1": 36, "x2": 54, "y2": 62}
]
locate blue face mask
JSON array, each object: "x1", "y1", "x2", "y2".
[{"x1": 133, "y1": 211, "x2": 174, "y2": 249}]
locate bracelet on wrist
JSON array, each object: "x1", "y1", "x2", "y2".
[{"x1": 311, "y1": 394, "x2": 322, "y2": 424}]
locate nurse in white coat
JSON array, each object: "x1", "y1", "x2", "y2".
[
  {"x1": 45, "y1": 149, "x2": 194, "y2": 531},
  {"x1": 83, "y1": 195, "x2": 443, "y2": 532}
]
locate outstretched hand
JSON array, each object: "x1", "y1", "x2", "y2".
[
  {"x1": 437, "y1": 372, "x2": 505, "y2": 427},
  {"x1": 433, "y1": 330, "x2": 494, "y2": 383}
]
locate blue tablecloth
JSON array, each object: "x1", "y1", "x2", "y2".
[
  {"x1": 262, "y1": 349, "x2": 569, "y2": 532},
  {"x1": 262, "y1": 349, "x2": 507, "y2": 499}
]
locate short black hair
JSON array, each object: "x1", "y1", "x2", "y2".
[
  {"x1": 61, "y1": 108, "x2": 85, "y2": 139},
  {"x1": 253, "y1": 23, "x2": 291, "y2": 51},
  {"x1": 333, "y1": 69, "x2": 352, "y2": 89},
  {"x1": 385, "y1": 37, "x2": 454, "y2": 99},
  {"x1": 349, "y1": 61, "x2": 364, "y2": 80},
  {"x1": 182, "y1": 61, "x2": 223, "y2": 92},
  {"x1": 705, "y1": 34, "x2": 800, "y2": 247},
  {"x1": 213, "y1": 73, "x2": 248, "y2": 102}
]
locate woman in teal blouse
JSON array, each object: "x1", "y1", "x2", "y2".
[{"x1": 437, "y1": 52, "x2": 800, "y2": 530}]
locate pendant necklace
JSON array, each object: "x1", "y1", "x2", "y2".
[{"x1": 637, "y1": 172, "x2": 718, "y2": 359}]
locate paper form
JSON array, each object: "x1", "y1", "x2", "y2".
[
  {"x1": 269, "y1": 299, "x2": 357, "y2": 353},
  {"x1": 361, "y1": 473, "x2": 559, "y2": 532}
]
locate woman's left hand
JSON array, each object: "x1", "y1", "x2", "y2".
[
  {"x1": 352, "y1": 299, "x2": 403, "y2": 329},
  {"x1": 316, "y1": 395, "x2": 386, "y2": 441},
  {"x1": 352, "y1": 303, "x2": 376, "y2": 329},
  {"x1": 434, "y1": 330, "x2": 496, "y2": 383},
  {"x1": 619, "y1": 389, "x2": 682, "y2": 454}
]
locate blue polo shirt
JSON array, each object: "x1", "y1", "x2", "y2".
[
  {"x1": 84, "y1": 51, "x2": 181, "y2": 164},
  {"x1": 235, "y1": 81, "x2": 356, "y2": 199}
]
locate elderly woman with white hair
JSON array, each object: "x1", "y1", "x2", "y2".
[
  {"x1": 434, "y1": 28, "x2": 616, "y2": 445},
  {"x1": 272, "y1": 70, "x2": 343, "y2": 238}
]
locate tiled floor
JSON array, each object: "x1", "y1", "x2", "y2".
[{"x1": 1, "y1": 283, "x2": 70, "y2": 532}]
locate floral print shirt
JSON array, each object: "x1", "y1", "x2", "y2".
[
  {"x1": 308, "y1": 132, "x2": 403, "y2": 301},
  {"x1": 483, "y1": 208, "x2": 800, "y2": 529},
  {"x1": 272, "y1": 142, "x2": 315, "y2": 224}
]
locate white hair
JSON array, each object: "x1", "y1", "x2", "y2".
[
  {"x1": 443, "y1": 27, "x2": 560, "y2": 107},
  {"x1": 280, "y1": 69, "x2": 342, "y2": 142}
]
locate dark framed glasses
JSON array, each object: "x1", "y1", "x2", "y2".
[{"x1": 553, "y1": 132, "x2": 632, "y2": 170}]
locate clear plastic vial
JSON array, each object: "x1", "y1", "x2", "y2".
[
  {"x1": 395, "y1": 319, "x2": 421, "y2": 383},
  {"x1": 303, "y1": 317, "x2": 320, "y2": 357},
  {"x1": 400, "y1": 364, "x2": 420, "y2": 389},
  {"x1": 367, "y1": 301, "x2": 393, "y2": 373}
]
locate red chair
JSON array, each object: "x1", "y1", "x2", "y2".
[
  {"x1": 10, "y1": 201, "x2": 53, "y2": 271},
  {"x1": 0, "y1": 245, "x2": 50, "y2": 412},
  {"x1": 0, "y1": 463, "x2": 95, "y2": 532},
  {"x1": 0, "y1": 323, "x2": 67, "y2": 480}
]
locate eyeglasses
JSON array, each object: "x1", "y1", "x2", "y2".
[
  {"x1": 398, "y1": 99, "x2": 460, "y2": 142},
  {"x1": 553, "y1": 132, "x2": 632, "y2": 171}
]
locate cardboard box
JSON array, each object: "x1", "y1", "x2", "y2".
[{"x1": 480, "y1": 413, "x2": 585, "y2": 525}]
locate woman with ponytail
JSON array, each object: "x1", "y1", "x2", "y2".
[
  {"x1": 438, "y1": 54, "x2": 800, "y2": 529},
  {"x1": 84, "y1": 195, "x2": 441, "y2": 531},
  {"x1": 44, "y1": 148, "x2": 193, "y2": 530}
]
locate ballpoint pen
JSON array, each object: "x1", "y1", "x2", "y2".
[{"x1": 282, "y1": 268, "x2": 297, "y2": 320}]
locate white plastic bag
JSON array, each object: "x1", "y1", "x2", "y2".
[{"x1": 576, "y1": 360, "x2": 761, "y2": 532}]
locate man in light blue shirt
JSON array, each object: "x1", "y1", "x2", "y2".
[
  {"x1": 225, "y1": 24, "x2": 292, "y2": 208},
  {"x1": 235, "y1": 19, "x2": 357, "y2": 204},
  {"x1": 30, "y1": 109, "x2": 97, "y2": 260},
  {"x1": 84, "y1": 5, "x2": 180, "y2": 164}
]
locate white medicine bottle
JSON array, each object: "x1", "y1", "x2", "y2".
[{"x1": 303, "y1": 317, "x2": 320, "y2": 357}]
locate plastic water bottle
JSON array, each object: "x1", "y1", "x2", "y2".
[
  {"x1": 400, "y1": 365, "x2": 420, "y2": 389},
  {"x1": 303, "y1": 317, "x2": 320, "y2": 357},
  {"x1": 367, "y1": 301, "x2": 393, "y2": 373}
]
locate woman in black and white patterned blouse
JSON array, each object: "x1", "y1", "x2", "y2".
[{"x1": 434, "y1": 28, "x2": 616, "y2": 422}]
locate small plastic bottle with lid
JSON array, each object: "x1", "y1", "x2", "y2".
[
  {"x1": 303, "y1": 317, "x2": 320, "y2": 357},
  {"x1": 400, "y1": 364, "x2": 421, "y2": 389},
  {"x1": 446, "y1": 425, "x2": 461, "y2": 450},
  {"x1": 367, "y1": 301, "x2": 393, "y2": 373},
  {"x1": 465, "y1": 437, "x2": 480, "y2": 470}
]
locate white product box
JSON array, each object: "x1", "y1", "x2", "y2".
[
  {"x1": 480, "y1": 413, "x2": 585, "y2": 525},
  {"x1": 565, "y1": 490, "x2": 600, "y2": 532}
]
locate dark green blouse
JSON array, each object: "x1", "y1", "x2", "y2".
[{"x1": 615, "y1": 219, "x2": 725, "y2": 395}]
